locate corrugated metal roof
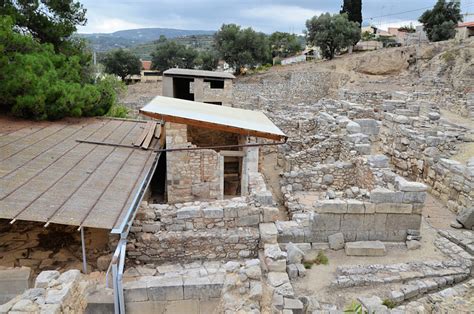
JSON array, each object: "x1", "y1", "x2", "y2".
[
  {"x1": 139, "y1": 96, "x2": 287, "y2": 141},
  {"x1": 163, "y1": 68, "x2": 235, "y2": 79},
  {"x1": 0, "y1": 118, "x2": 160, "y2": 230}
]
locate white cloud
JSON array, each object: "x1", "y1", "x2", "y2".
[
  {"x1": 78, "y1": 17, "x2": 148, "y2": 33},
  {"x1": 240, "y1": 5, "x2": 324, "y2": 32}
]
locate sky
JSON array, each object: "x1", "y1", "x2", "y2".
[{"x1": 77, "y1": 0, "x2": 474, "y2": 34}]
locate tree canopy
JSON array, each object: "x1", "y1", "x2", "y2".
[
  {"x1": 214, "y1": 24, "x2": 271, "y2": 73},
  {"x1": 0, "y1": 16, "x2": 121, "y2": 120},
  {"x1": 306, "y1": 13, "x2": 360, "y2": 60},
  {"x1": 151, "y1": 40, "x2": 198, "y2": 71},
  {"x1": 268, "y1": 32, "x2": 302, "y2": 58},
  {"x1": 0, "y1": 0, "x2": 87, "y2": 53},
  {"x1": 103, "y1": 49, "x2": 141, "y2": 81},
  {"x1": 340, "y1": 0, "x2": 362, "y2": 27},
  {"x1": 419, "y1": 0, "x2": 462, "y2": 42}
]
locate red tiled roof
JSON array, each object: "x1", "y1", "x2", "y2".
[
  {"x1": 457, "y1": 22, "x2": 474, "y2": 28},
  {"x1": 141, "y1": 60, "x2": 152, "y2": 70}
]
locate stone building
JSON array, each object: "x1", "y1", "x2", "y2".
[
  {"x1": 162, "y1": 68, "x2": 235, "y2": 106},
  {"x1": 140, "y1": 95, "x2": 286, "y2": 203}
]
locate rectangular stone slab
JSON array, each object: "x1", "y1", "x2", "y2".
[{"x1": 345, "y1": 241, "x2": 386, "y2": 256}]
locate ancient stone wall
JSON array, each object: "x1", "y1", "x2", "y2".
[
  {"x1": 166, "y1": 122, "x2": 222, "y2": 203},
  {"x1": 379, "y1": 106, "x2": 472, "y2": 212}
]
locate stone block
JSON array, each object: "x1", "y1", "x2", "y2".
[
  {"x1": 147, "y1": 276, "x2": 184, "y2": 301},
  {"x1": 262, "y1": 207, "x2": 279, "y2": 222},
  {"x1": 385, "y1": 214, "x2": 421, "y2": 230},
  {"x1": 370, "y1": 188, "x2": 403, "y2": 203},
  {"x1": 142, "y1": 223, "x2": 161, "y2": 233},
  {"x1": 395, "y1": 177, "x2": 427, "y2": 192},
  {"x1": 456, "y1": 207, "x2": 474, "y2": 229},
  {"x1": 286, "y1": 264, "x2": 298, "y2": 279},
  {"x1": 45, "y1": 282, "x2": 73, "y2": 304},
  {"x1": 390, "y1": 290, "x2": 404, "y2": 302},
  {"x1": 183, "y1": 276, "x2": 220, "y2": 300},
  {"x1": 255, "y1": 191, "x2": 273, "y2": 205},
  {"x1": 346, "y1": 121, "x2": 361, "y2": 134},
  {"x1": 0, "y1": 267, "x2": 32, "y2": 304},
  {"x1": 345, "y1": 241, "x2": 386, "y2": 256},
  {"x1": 124, "y1": 280, "x2": 148, "y2": 302},
  {"x1": 35, "y1": 270, "x2": 59, "y2": 289},
  {"x1": 265, "y1": 258, "x2": 286, "y2": 272},
  {"x1": 315, "y1": 200, "x2": 347, "y2": 214},
  {"x1": 402, "y1": 192, "x2": 426, "y2": 204},
  {"x1": 260, "y1": 223, "x2": 278, "y2": 245},
  {"x1": 406, "y1": 240, "x2": 421, "y2": 250},
  {"x1": 202, "y1": 207, "x2": 223, "y2": 219},
  {"x1": 328, "y1": 233, "x2": 344, "y2": 250},
  {"x1": 367, "y1": 155, "x2": 389, "y2": 168},
  {"x1": 236, "y1": 215, "x2": 260, "y2": 227},
  {"x1": 286, "y1": 242, "x2": 304, "y2": 264},
  {"x1": 375, "y1": 203, "x2": 412, "y2": 214},
  {"x1": 177, "y1": 206, "x2": 201, "y2": 219},
  {"x1": 284, "y1": 298, "x2": 303, "y2": 312},
  {"x1": 296, "y1": 263, "x2": 306, "y2": 277},
  {"x1": 311, "y1": 213, "x2": 341, "y2": 232},
  {"x1": 401, "y1": 284, "x2": 419, "y2": 299},
  {"x1": 268, "y1": 272, "x2": 290, "y2": 287},
  {"x1": 347, "y1": 199, "x2": 365, "y2": 214}
]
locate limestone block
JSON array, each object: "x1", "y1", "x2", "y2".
[
  {"x1": 456, "y1": 207, "x2": 474, "y2": 229},
  {"x1": 286, "y1": 243, "x2": 304, "y2": 264},
  {"x1": 385, "y1": 214, "x2": 421, "y2": 230},
  {"x1": 312, "y1": 213, "x2": 342, "y2": 232},
  {"x1": 177, "y1": 206, "x2": 201, "y2": 219},
  {"x1": 255, "y1": 191, "x2": 273, "y2": 205},
  {"x1": 274, "y1": 283, "x2": 294, "y2": 297},
  {"x1": 262, "y1": 207, "x2": 279, "y2": 222},
  {"x1": 259, "y1": 223, "x2": 278, "y2": 245},
  {"x1": 367, "y1": 155, "x2": 389, "y2": 168},
  {"x1": 249, "y1": 281, "x2": 262, "y2": 300},
  {"x1": 315, "y1": 200, "x2": 347, "y2": 214},
  {"x1": 347, "y1": 133, "x2": 369, "y2": 144},
  {"x1": 142, "y1": 223, "x2": 161, "y2": 233},
  {"x1": 406, "y1": 240, "x2": 421, "y2": 250},
  {"x1": 346, "y1": 121, "x2": 361, "y2": 134},
  {"x1": 268, "y1": 272, "x2": 290, "y2": 287},
  {"x1": 355, "y1": 144, "x2": 372, "y2": 155},
  {"x1": 147, "y1": 276, "x2": 184, "y2": 301},
  {"x1": 45, "y1": 282, "x2": 73, "y2": 304},
  {"x1": 124, "y1": 280, "x2": 148, "y2": 302},
  {"x1": 354, "y1": 119, "x2": 380, "y2": 135},
  {"x1": 202, "y1": 207, "x2": 223, "y2": 219},
  {"x1": 265, "y1": 259, "x2": 287, "y2": 272},
  {"x1": 183, "y1": 276, "x2": 221, "y2": 300},
  {"x1": 370, "y1": 188, "x2": 403, "y2": 203},
  {"x1": 390, "y1": 290, "x2": 404, "y2": 302},
  {"x1": 401, "y1": 284, "x2": 419, "y2": 299},
  {"x1": 328, "y1": 233, "x2": 344, "y2": 250},
  {"x1": 357, "y1": 296, "x2": 387, "y2": 314},
  {"x1": 395, "y1": 177, "x2": 427, "y2": 192},
  {"x1": 345, "y1": 241, "x2": 386, "y2": 256},
  {"x1": 347, "y1": 199, "x2": 365, "y2": 214},
  {"x1": 58, "y1": 269, "x2": 81, "y2": 284},
  {"x1": 284, "y1": 298, "x2": 303, "y2": 311},
  {"x1": 375, "y1": 203, "x2": 413, "y2": 214},
  {"x1": 236, "y1": 215, "x2": 260, "y2": 227},
  {"x1": 286, "y1": 264, "x2": 298, "y2": 279},
  {"x1": 35, "y1": 270, "x2": 59, "y2": 288},
  {"x1": 402, "y1": 192, "x2": 426, "y2": 204},
  {"x1": 296, "y1": 263, "x2": 306, "y2": 277}
]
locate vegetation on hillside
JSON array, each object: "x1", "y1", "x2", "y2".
[
  {"x1": 0, "y1": 1, "x2": 122, "y2": 120},
  {"x1": 306, "y1": 13, "x2": 360, "y2": 60},
  {"x1": 419, "y1": 0, "x2": 463, "y2": 42},
  {"x1": 214, "y1": 24, "x2": 271, "y2": 73},
  {"x1": 103, "y1": 49, "x2": 141, "y2": 81}
]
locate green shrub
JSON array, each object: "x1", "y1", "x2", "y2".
[
  {"x1": 0, "y1": 16, "x2": 120, "y2": 120},
  {"x1": 314, "y1": 251, "x2": 329, "y2": 265},
  {"x1": 344, "y1": 301, "x2": 363, "y2": 313},
  {"x1": 382, "y1": 299, "x2": 396, "y2": 309},
  {"x1": 303, "y1": 261, "x2": 313, "y2": 269},
  {"x1": 106, "y1": 104, "x2": 129, "y2": 118}
]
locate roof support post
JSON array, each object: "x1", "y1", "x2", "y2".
[{"x1": 81, "y1": 227, "x2": 87, "y2": 274}]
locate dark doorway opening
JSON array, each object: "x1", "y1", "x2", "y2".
[
  {"x1": 204, "y1": 79, "x2": 224, "y2": 89},
  {"x1": 150, "y1": 152, "x2": 167, "y2": 203},
  {"x1": 223, "y1": 156, "x2": 241, "y2": 197},
  {"x1": 173, "y1": 77, "x2": 194, "y2": 101},
  {"x1": 204, "y1": 102, "x2": 223, "y2": 106}
]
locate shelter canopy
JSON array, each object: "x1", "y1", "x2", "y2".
[{"x1": 139, "y1": 96, "x2": 287, "y2": 141}]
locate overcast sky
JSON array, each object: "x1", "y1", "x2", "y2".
[{"x1": 77, "y1": 0, "x2": 474, "y2": 34}]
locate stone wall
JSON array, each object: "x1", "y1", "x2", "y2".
[
  {"x1": 166, "y1": 122, "x2": 222, "y2": 203},
  {"x1": 128, "y1": 198, "x2": 279, "y2": 263},
  {"x1": 380, "y1": 106, "x2": 473, "y2": 212},
  {"x1": 0, "y1": 270, "x2": 87, "y2": 313}
]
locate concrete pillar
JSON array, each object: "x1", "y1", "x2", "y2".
[
  {"x1": 162, "y1": 76, "x2": 173, "y2": 97},
  {"x1": 193, "y1": 78, "x2": 204, "y2": 102}
]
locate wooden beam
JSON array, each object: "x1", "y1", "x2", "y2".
[
  {"x1": 133, "y1": 121, "x2": 152, "y2": 147},
  {"x1": 141, "y1": 122, "x2": 157, "y2": 150},
  {"x1": 139, "y1": 111, "x2": 286, "y2": 141}
]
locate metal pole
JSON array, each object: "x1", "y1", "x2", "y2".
[{"x1": 81, "y1": 227, "x2": 87, "y2": 274}]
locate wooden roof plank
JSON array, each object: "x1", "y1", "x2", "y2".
[{"x1": 141, "y1": 122, "x2": 157, "y2": 150}]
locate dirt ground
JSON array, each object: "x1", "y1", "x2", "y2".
[{"x1": 292, "y1": 217, "x2": 449, "y2": 309}]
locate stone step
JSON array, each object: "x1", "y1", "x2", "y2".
[{"x1": 345, "y1": 241, "x2": 386, "y2": 256}]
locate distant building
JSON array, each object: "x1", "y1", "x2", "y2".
[
  {"x1": 456, "y1": 22, "x2": 474, "y2": 40},
  {"x1": 126, "y1": 60, "x2": 161, "y2": 84},
  {"x1": 162, "y1": 68, "x2": 235, "y2": 106}
]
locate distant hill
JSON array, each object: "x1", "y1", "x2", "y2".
[{"x1": 78, "y1": 27, "x2": 215, "y2": 52}]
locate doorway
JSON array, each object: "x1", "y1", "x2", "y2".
[
  {"x1": 223, "y1": 156, "x2": 241, "y2": 197},
  {"x1": 173, "y1": 77, "x2": 194, "y2": 101}
]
